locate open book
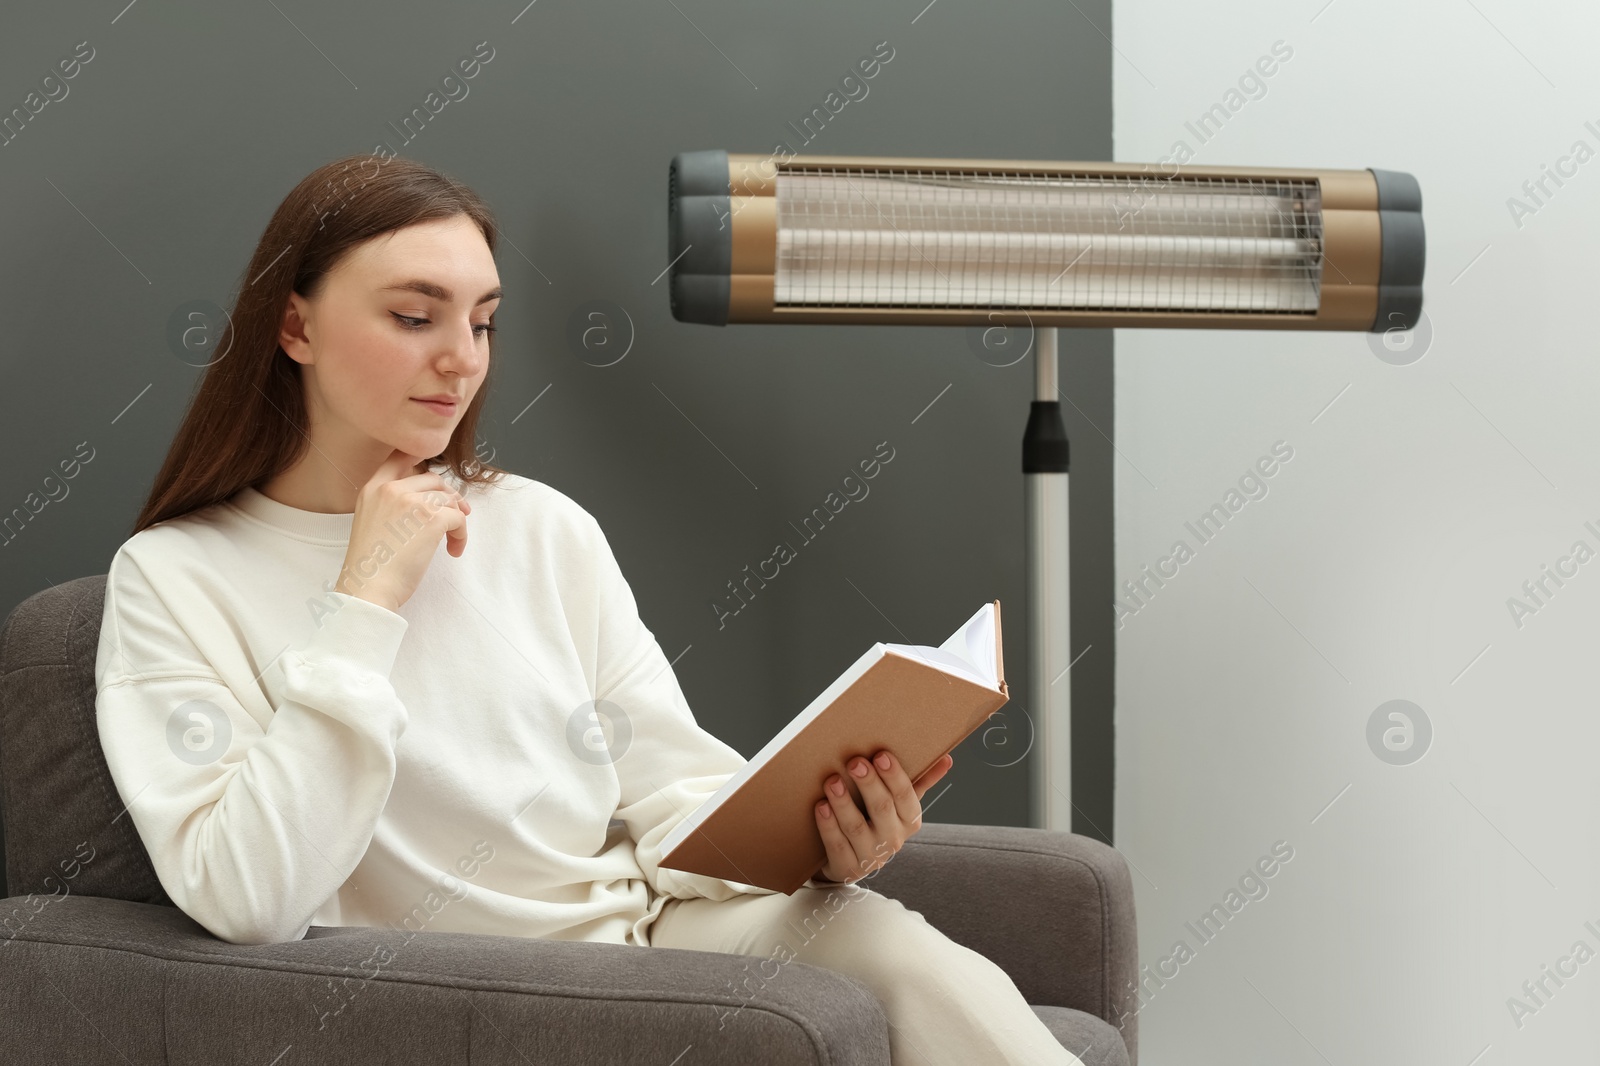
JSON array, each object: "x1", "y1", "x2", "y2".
[{"x1": 660, "y1": 600, "x2": 1008, "y2": 893}]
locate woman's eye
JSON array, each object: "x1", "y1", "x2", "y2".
[{"x1": 391, "y1": 312, "x2": 497, "y2": 337}]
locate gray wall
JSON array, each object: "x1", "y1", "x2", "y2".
[{"x1": 0, "y1": 0, "x2": 1113, "y2": 899}]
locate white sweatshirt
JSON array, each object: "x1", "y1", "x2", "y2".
[{"x1": 94, "y1": 464, "x2": 799, "y2": 947}]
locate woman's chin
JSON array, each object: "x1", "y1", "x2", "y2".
[{"x1": 383, "y1": 434, "x2": 451, "y2": 461}]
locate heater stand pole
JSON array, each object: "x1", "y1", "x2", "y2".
[{"x1": 1024, "y1": 326, "x2": 1072, "y2": 832}]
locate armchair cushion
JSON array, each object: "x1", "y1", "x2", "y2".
[
  {"x1": 4, "y1": 894, "x2": 894, "y2": 1065},
  {"x1": 0, "y1": 576, "x2": 170, "y2": 907}
]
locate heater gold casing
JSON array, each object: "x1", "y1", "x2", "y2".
[{"x1": 668, "y1": 150, "x2": 1425, "y2": 333}]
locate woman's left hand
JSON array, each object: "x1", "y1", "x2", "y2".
[{"x1": 813, "y1": 750, "x2": 954, "y2": 885}]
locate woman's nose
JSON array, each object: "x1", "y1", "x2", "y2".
[{"x1": 443, "y1": 324, "x2": 487, "y2": 374}]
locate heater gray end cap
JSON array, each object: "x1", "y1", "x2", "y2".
[
  {"x1": 671, "y1": 149, "x2": 732, "y2": 198},
  {"x1": 670, "y1": 274, "x2": 730, "y2": 326},
  {"x1": 1368, "y1": 169, "x2": 1426, "y2": 332},
  {"x1": 668, "y1": 150, "x2": 733, "y2": 326},
  {"x1": 1369, "y1": 168, "x2": 1423, "y2": 212},
  {"x1": 1372, "y1": 286, "x2": 1423, "y2": 334},
  {"x1": 1372, "y1": 209, "x2": 1425, "y2": 332}
]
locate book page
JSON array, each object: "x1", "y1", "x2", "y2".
[{"x1": 884, "y1": 601, "x2": 997, "y2": 689}]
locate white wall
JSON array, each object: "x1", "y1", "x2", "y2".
[{"x1": 1112, "y1": 2, "x2": 1600, "y2": 1062}]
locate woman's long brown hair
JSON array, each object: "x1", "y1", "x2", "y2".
[{"x1": 130, "y1": 153, "x2": 512, "y2": 537}]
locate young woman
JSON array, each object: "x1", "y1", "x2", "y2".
[{"x1": 93, "y1": 154, "x2": 1083, "y2": 1065}]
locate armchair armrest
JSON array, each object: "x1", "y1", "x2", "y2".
[
  {"x1": 861, "y1": 822, "x2": 1139, "y2": 1064},
  {"x1": 2, "y1": 895, "x2": 893, "y2": 1065}
]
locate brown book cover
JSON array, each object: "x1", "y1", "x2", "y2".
[{"x1": 660, "y1": 600, "x2": 1008, "y2": 894}]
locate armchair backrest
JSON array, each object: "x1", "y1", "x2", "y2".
[{"x1": 0, "y1": 575, "x2": 171, "y2": 906}]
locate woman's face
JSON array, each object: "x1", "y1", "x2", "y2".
[{"x1": 279, "y1": 214, "x2": 501, "y2": 464}]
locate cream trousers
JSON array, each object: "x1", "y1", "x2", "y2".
[{"x1": 646, "y1": 881, "x2": 1086, "y2": 1066}]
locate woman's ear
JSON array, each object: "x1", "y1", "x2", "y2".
[{"x1": 278, "y1": 292, "x2": 315, "y2": 366}]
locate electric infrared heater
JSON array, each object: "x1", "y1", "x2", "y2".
[{"x1": 665, "y1": 149, "x2": 1425, "y2": 831}]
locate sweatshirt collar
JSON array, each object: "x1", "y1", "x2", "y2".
[
  {"x1": 227, "y1": 486, "x2": 357, "y2": 543},
  {"x1": 225, "y1": 461, "x2": 459, "y2": 543}
]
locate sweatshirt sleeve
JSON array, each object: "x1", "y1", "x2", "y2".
[
  {"x1": 586, "y1": 516, "x2": 784, "y2": 901},
  {"x1": 94, "y1": 548, "x2": 412, "y2": 944}
]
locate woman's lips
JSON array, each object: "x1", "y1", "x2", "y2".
[{"x1": 412, "y1": 399, "x2": 458, "y2": 416}]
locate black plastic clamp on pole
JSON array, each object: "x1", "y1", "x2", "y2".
[{"x1": 1023, "y1": 401, "x2": 1070, "y2": 474}]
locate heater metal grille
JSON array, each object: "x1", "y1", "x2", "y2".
[{"x1": 772, "y1": 168, "x2": 1324, "y2": 315}]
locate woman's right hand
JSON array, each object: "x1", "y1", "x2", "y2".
[{"x1": 334, "y1": 449, "x2": 472, "y2": 612}]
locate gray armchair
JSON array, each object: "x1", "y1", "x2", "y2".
[{"x1": 0, "y1": 576, "x2": 1139, "y2": 1065}]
